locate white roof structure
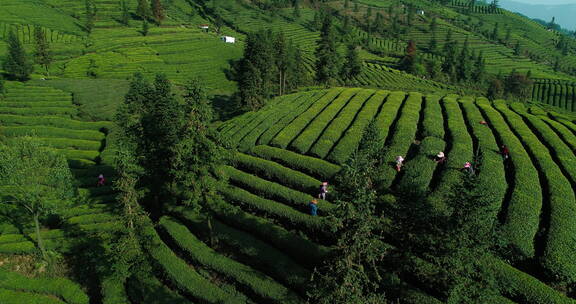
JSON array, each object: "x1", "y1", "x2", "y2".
[{"x1": 222, "y1": 36, "x2": 236, "y2": 43}]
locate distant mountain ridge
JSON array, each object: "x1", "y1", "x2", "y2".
[{"x1": 501, "y1": 0, "x2": 576, "y2": 30}]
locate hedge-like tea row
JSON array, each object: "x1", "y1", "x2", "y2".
[
  {"x1": 0, "y1": 269, "x2": 89, "y2": 304},
  {"x1": 230, "y1": 94, "x2": 304, "y2": 148},
  {"x1": 308, "y1": 89, "x2": 375, "y2": 159},
  {"x1": 377, "y1": 92, "x2": 423, "y2": 190},
  {"x1": 532, "y1": 114, "x2": 576, "y2": 152},
  {"x1": 0, "y1": 101, "x2": 74, "y2": 108},
  {"x1": 257, "y1": 91, "x2": 329, "y2": 146},
  {"x1": 494, "y1": 100, "x2": 576, "y2": 283},
  {"x1": 160, "y1": 217, "x2": 303, "y2": 303},
  {"x1": 223, "y1": 166, "x2": 336, "y2": 212},
  {"x1": 250, "y1": 145, "x2": 340, "y2": 180},
  {"x1": 203, "y1": 201, "x2": 331, "y2": 266},
  {"x1": 0, "y1": 126, "x2": 105, "y2": 141},
  {"x1": 238, "y1": 93, "x2": 315, "y2": 151},
  {"x1": 426, "y1": 96, "x2": 474, "y2": 214},
  {"x1": 0, "y1": 107, "x2": 77, "y2": 116},
  {"x1": 126, "y1": 270, "x2": 189, "y2": 304},
  {"x1": 0, "y1": 114, "x2": 112, "y2": 131},
  {"x1": 270, "y1": 88, "x2": 345, "y2": 149},
  {"x1": 36, "y1": 138, "x2": 102, "y2": 151},
  {"x1": 460, "y1": 98, "x2": 507, "y2": 223},
  {"x1": 176, "y1": 208, "x2": 310, "y2": 290},
  {"x1": 232, "y1": 152, "x2": 321, "y2": 193},
  {"x1": 421, "y1": 95, "x2": 445, "y2": 139},
  {"x1": 101, "y1": 275, "x2": 129, "y2": 304},
  {"x1": 396, "y1": 136, "x2": 446, "y2": 196},
  {"x1": 0, "y1": 288, "x2": 65, "y2": 304},
  {"x1": 476, "y1": 98, "x2": 541, "y2": 259},
  {"x1": 54, "y1": 149, "x2": 100, "y2": 161},
  {"x1": 326, "y1": 91, "x2": 389, "y2": 164},
  {"x1": 289, "y1": 88, "x2": 361, "y2": 154},
  {"x1": 359, "y1": 89, "x2": 403, "y2": 150},
  {"x1": 220, "y1": 186, "x2": 328, "y2": 235},
  {"x1": 482, "y1": 255, "x2": 576, "y2": 304},
  {"x1": 142, "y1": 224, "x2": 243, "y2": 304},
  {"x1": 510, "y1": 102, "x2": 576, "y2": 186},
  {"x1": 67, "y1": 213, "x2": 118, "y2": 225}
]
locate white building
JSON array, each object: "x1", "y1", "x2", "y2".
[
  {"x1": 221, "y1": 36, "x2": 236, "y2": 44},
  {"x1": 199, "y1": 24, "x2": 209, "y2": 31},
  {"x1": 416, "y1": 10, "x2": 425, "y2": 15}
]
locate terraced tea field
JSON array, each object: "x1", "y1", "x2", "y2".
[
  {"x1": 0, "y1": 83, "x2": 122, "y2": 300},
  {"x1": 531, "y1": 79, "x2": 576, "y2": 112}
]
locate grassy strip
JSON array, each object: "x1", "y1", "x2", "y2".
[
  {"x1": 289, "y1": 88, "x2": 361, "y2": 154},
  {"x1": 101, "y1": 275, "x2": 129, "y2": 304},
  {"x1": 230, "y1": 94, "x2": 304, "y2": 148},
  {"x1": 494, "y1": 100, "x2": 576, "y2": 283},
  {"x1": 511, "y1": 102, "x2": 576, "y2": 186},
  {"x1": 477, "y1": 98, "x2": 541, "y2": 259},
  {"x1": 0, "y1": 107, "x2": 77, "y2": 116},
  {"x1": 482, "y1": 255, "x2": 576, "y2": 304},
  {"x1": 204, "y1": 201, "x2": 331, "y2": 267},
  {"x1": 326, "y1": 90, "x2": 389, "y2": 164},
  {"x1": 308, "y1": 89, "x2": 375, "y2": 159},
  {"x1": 421, "y1": 95, "x2": 445, "y2": 139},
  {"x1": 270, "y1": 88, "x2": 345, "y2": 149},
  {"x1": 232, "y1": 152, "x2": 320, "y2": 194},
  {"x1": 35, "y1": 138, "x2": 101, "y2": 151},
  {"x1": 0, "y1": 114, "x2": 112, "y2": 131},
  {"x1": 54, "y1": 149, "x2": 100, "y2": 161},
  {"x1": 426, "y1": 95, "x2": 473, "y2": 214},
  {"x1": 257, "y1": 91, "x2": 329, "y2": 146},
  {"x1": 396, "y1": 136, "x2": 446, "y2": 196},
  {"x1": 372, "y1": 91, "x2": 406, "y2": 144},
  {"x1": 238, "y1": 93, "x2": 315, "y2": 151},
  {"x1": 160, "y1": 216, "x2": 302, "y2": 304},
  {"x1": 176, "y1": 209, "x2": 310, "y2": 290},
  {"x1": 0, "y1": 269, "x2": 89, "y2": 304},
  {"x1": 0, "y1": 288, "x2": 64, "y2": 304},
  {"x1": 0, "y1": 126, "x2": 104, "y2": 141},
  {"x1": 223, "y1": 166, "x2": 336, "y2": 212},
  {"x1": 250, "y1": 145, "x2": 340, "y2": 180},
  {"x1": 376, "y1": 92, "x2": 424, "y2": 191},
  {"x1": 142, "y1": 224, "x2": 243, "y2": 304},
  {"x1": 220, "y1": 185, "x2": 328, "y2": 234},
  {"x1": 460, "y1": 98, "x2": 507, "y2": 225},
  {"x1": 126, "y1": 270, "x2": 189, "y2": 304}
]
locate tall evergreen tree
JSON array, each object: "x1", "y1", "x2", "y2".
[
  {"x1": 430, "y1": 17, "x2": 438, "y2": 33},
  {"x1": 491, "y1": 22, "x2": 499, "y2": 41},
  {"x1": 293, "y1": 0, "x2": 301, "y2": 19},
  {"x1": 33, "y1": 26, "x2": 52, "y2": 75},
  {"x1": 85, "y1": 0, "x2": 97, "y2": 33},
  {"x1": 473, "y1": 52, "x2": 486, "y2": 83},
  {"x1": 514, "y1": 41, "x2": 521, "y2": 56},
  {"x1": 116, "y1": 73, "x2": 182, "y2": 210},
  {"x1": 141, "y1": 19, "x2": 149, "y2": 36},
  {"x1": 151, "y1": 0, "x2": 165, "y2": 24},
  {"x1": 120, "y1": 0, "x2": 130, "y2": 26},
  {"x1": 0, "y1": 76, "x2": 5, "y2": 99},
  {"x1": 315, "y1": 14, "x2": 341, "y2": 85},
  {"x1": 341, "y1": 44, "x2": 362, "y2": 79},
  {"x1": 2, "y1": 30, "x2": 33, "y2": 81},
  {"x1": 136, "y1": 0, "x2": 151, "y2": 20}
]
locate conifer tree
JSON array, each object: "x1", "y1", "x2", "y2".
[
  {"x1": 293, "y1": 0, "x2": 301, "y2": 19},
  {"x1": 505, "y1": 27, "x2": 511, "y2": 44},
  {"x1": 151, "y1": 0, "x2": 165, "y2": 24},
  {"x1": 85, "y1": 0, "x2": 97, "y2": 33},
  {"x1": 2, "y1": 30, "x2": 33, "y2": 81},
  {"x1": 341, "y1": 44, "x2": 362, "y2": 79},
  {"x1": 429, "y1": 34, "x2": 438, "y2": 54},
  {"x1": 141, "y1": 19, "x2": 149, "y2": 36},
  {"x1": 491, "y1": 22, "x2": 499, "y2": 41},
  {"x1": 33, "y1": 26, "x2": 52, "y2": 75},
  {"x1": 315, "y1": 14, "x2": 341, "y2": 85},
  {"x1": 136, "y1": 0, "x2": 151, "y2": 20},
  {"x1": 120, "y1": 0, "x2": 130, "y2": 26},
  {"x1": 430, "y1": 17, "x2": 438, "y2": 33},
  {"x1": 0, "y1": 76, "x2": 5, "y2": 99},
  {"x1": 514, "y1": 41, "x2": 521, "y2": 56}
]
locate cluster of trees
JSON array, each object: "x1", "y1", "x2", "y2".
[
  {"x1": 487, "y1": 69, "x2": 533, "y2": 101},
  {"x1": 2, "y1": 26, "x2": 53, "y2": 80},
  {"x1": 234, "y1": 30, "x2": 308, "y2": 111},
  {"x1": 315, "y1": 14, "x2": 362, "y2": 85},
  {"x1": 309, "y1": 121, "x2": 500, "y2": 303}
]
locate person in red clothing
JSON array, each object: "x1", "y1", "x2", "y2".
[
  {"x1": 97, "y1": 174, "x2": 105, "y2": 187},
  {"x1": 395, "y1": 156, "x2": 404, "y2": 172},
  {"x1": 501, "y1": 145, "x2": 510, "y2": 160}
]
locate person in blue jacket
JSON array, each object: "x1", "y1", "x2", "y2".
[{"x1": 309, "y1": 199, "x2": 318, "y2": 216}]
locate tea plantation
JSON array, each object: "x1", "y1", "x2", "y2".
[{"x1": 1, "y1": 0, "x2": 576, "y2": 302}]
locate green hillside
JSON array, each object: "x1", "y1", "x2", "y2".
[{"x1": 1, "y1": 0, "x2": 576, "y2": 302}]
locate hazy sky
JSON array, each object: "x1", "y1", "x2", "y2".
[{"x1": 502, "y1": 0, "x2": 576, "y2": 4}]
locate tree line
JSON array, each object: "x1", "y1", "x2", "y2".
[{"x1": 2, "y1": 25, "x2": 53, "y2": 80}]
